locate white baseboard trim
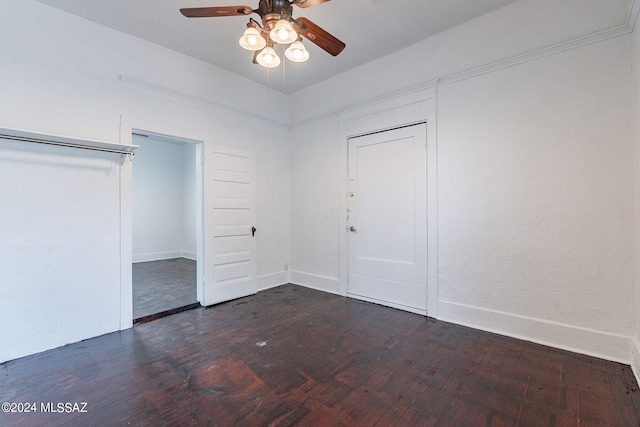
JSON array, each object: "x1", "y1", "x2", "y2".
[
  {"x1": 438, "y1": 300, "x2": 631, "y2": 364},
  {"x1": 132, "y1": 251, "x2": 195, "y2": 263},
  {"x1": 257, "y1": 271, "x2": 289, "y2": 291},
  {"x1": 290, "y1": 271, "x2": 341, "y2": 295},
  {"x1": 632, "y1": 338, "x2": 640, "y2": 386}
]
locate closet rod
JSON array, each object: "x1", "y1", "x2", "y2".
[{"x1": 0, "y1": 134, "x2": 135, "y2": 155}]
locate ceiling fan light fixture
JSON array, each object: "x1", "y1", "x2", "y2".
[
  {"x1": 269, "y1": 19, "x2": 297, "y2": 44},
  {"x1": 239, "y1": 25, "x2": 266, "y2": 51},
  {"x1": 256, "y1": 46, "x2": 281, "y2": 68},
  {"x1": 285, "y1": 40, "x2": 309, "y2": 62},
  {"x1": 180, "y1": 2, "x2": 346, "y2": 70}
]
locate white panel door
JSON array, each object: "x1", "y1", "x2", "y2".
[
  {"x1": 204, "y1": 145, "x2": 257, "y2": 306},
  {"x1": 348, "y1": 124, "x2": 427, "y2": 312}
]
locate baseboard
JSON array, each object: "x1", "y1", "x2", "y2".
[
  {"x1": 132, "y1": 251, "x2": 195, "y2": 263},
  {"x1": 257, "y1": 271, "x2": 289, "y2": 291},
  {"x1": 290, "y1": 271, "x2": 341, "y2": 295},
  {"x1": 632, "y1": 337, "x2": 640, "y2": 386},
  {"x1": 438, "y1": 300, "x2": 631, "y2": 364}
]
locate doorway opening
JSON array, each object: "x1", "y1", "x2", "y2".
[{"x1": 131, "y1": 132, "x2": 202, "y2": 323}]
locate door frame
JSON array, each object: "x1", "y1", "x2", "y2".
[
  {"x1": 337, "y1": 91, "x2": 439, "y2": 317},
  {"x1": 119, "y1": 117, "x2": 210, "y2": 329}
]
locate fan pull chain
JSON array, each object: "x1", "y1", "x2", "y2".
[
  {"x1": 266, "y1": 67, "x2": 270, "y2": 103},
  {"x1": 282, "y1": 44, "x2": 287, "y2": 93}
]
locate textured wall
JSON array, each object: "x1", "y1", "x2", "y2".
[
  {"x1": 632, "y1": 7, "x2": 640, "y2": 377},
  {"x1": 290, "y1": 117, "x2": 341, "y2": 287},
  {"x1": 0, "y1": 141, "x2": 122, "y2": 363},
  {"x1": 0, "y1": 0, "x2": 290, "y2": 363},
  {"x1": 288, "y1": 2, "x2": 636, "y2": 361},
  {"x1": 132, "y1": 136, "x2": 196, "y2": 262},
  {"x1": 289, "y1": 0, "x2": 631, "y2": 124},
  {"x1": 437, "y1": 37, "x2": 634, "y2": 337},
  {"x1": 2, "y1": 0, "x2": 638, "y2": 365}
]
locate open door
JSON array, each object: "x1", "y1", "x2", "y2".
[{"x1": 203, "y1": 145, "x2": 257, "y2": 306}]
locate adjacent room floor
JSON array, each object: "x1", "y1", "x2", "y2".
[
  {"x1": 1, "y1": 284, "x2": 639, "y2": 426},
  {"x1": 132, "y1": 257, "x2": 198, "y2": 320}
]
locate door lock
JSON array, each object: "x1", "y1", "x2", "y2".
[{"x1": 349, "y1": 226, "x2": 357, "y2": 233}]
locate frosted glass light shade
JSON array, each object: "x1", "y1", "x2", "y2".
[
  {"x1": 269, "y1": 19, "x2": 297, "y2": 44},
  {"x1": 285, "y1": 40, "x2": 309, "y2": 62},
  {"x1": 256, "y1": 46, "x2": 281, "y2": 68},
  {"x1": 239, "y1": 26, "x2": 266, "y2": 51}
]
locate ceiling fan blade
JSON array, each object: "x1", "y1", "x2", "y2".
[
  {"x1": 180, "y1": 6, "x2": 253, "y2": 18},
  {"x1": 293, "y1": 17, "x2": 345, "y2": 56},
  {"x1": 293, "y1": 0, "x2": 330, "y2": 9}
]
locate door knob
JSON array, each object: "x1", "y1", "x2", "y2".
[
  {"x1": 252, "y1": 226, "x2": 256, "y2": 236},
  {"x1": 349, "y1": 226, "x2": 357, "y2": 232}
]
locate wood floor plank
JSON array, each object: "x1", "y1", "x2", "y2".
[
  {"x1": 0, "y1": 284, "x2": 638, "y2": 426},
  {"x1": 133, "y1": 257, "x2": 197, "y2": 319}
]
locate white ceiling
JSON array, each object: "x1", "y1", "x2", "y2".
[{"x1": 34, "y1": 0, "x2": 519, "y2": 93}]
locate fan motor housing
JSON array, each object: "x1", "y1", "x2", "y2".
[{"x1": 258, "y1": 0, "x2": 293, "y2": 30}]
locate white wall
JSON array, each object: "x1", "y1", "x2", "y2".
[
  {"x1": 132, "y1": 135, "x2": 196, "y2": 262},
  {"x1": 183, "y1": 143, "x2": 197, "y2": 258},
  {"x1": 3, "y1": 0, "x2": 640, "y2": 368},
  {"x1": 289, "y1": 0, "x2": 637, "y2": 362},
  {"x1": 632, "y1": 4, "x2": 640, "y2": 380},
  {"x1": 0, "y1": 0, "x2": 290, "y2": 363},
  {"x1": 289, "y1": 0, "x2": 632, "y2": 124},
  {"x1": 436, "y1": 37, "x2": 634, "y2": 360},
  {"x1": 289, "y1": 116, "x2": 341, "y2": 292},
  {"x1": 0, "y1": 140, "x2": 122, "y2": 363}
]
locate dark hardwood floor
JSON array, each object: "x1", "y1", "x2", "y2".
[
  {"x1": 132, "y1": 257, "x2": 198, "y2": 320},
  {"x1": 1, "y1": 284, "x2": 639, "y2": 426}
]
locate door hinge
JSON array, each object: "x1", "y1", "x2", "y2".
[{"x1": 201, "y1": 154, "x2": 206, "y2": 164}]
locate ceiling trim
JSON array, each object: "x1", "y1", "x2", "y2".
[
  {"x1": 444, "y1": 0, "x2": 639, "y2": 86},
  {"x1": 118, "y1": 74, "x2": 289, "y2": 128},
  {"x1": 335, "y1": 80, "x2": 438, "y2": 117},
  {"x1": 628, "y1": 0, "x2": 640, "y2": 30},
  {"x1": 291, "y1": 0, "x2": 640, "y2": 127},
  {"x1": 440, "y1": 24, "x2": 631, "y2": 87},
  {"x1": 120, "y1": 0, "x2": 640, "y2": 130}
]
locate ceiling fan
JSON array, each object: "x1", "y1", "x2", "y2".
[{"x1": 180, "y1": 0, "x2": 345, "y2": 68}]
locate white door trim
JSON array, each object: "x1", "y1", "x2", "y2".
[
  {"x1": 119, "y1": 116, "x2": 210, "y2": 329},
  {"x1": 337, "y1": 93, "x2": 439, "y2": 318}
]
